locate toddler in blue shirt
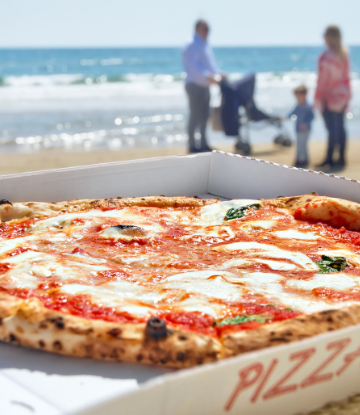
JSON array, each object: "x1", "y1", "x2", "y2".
[{"x1": 288, "y1": 85, "x2": 314, "y2": 168}]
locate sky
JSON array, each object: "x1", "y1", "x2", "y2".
[{"x1": 1, "y1": 0, "x2": 360, "y2": 47}]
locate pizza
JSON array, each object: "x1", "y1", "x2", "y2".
[{"x1": 1, "y1": 194, "x2": 360, "y2": 368}]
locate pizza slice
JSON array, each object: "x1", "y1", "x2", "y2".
[{"x1": 0, "y1": 194, "x2": 360, "y2": 368}]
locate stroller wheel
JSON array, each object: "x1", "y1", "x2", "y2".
[
  {"x1": 234, "y1": 140, "x2": 251, "y2": 156},
  {"x1": 273, "y1": 134, "x2": 292, "y2": 147},
  {"x1": 273, "y1": 134, "x2": 287, "y2": 145},
  {"x1": 282, "y1": 138, "x2": 293, "y2": 147}
]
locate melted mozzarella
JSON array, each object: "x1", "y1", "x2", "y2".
[
  {"x1": 240, "y1": 220, "x2": 277, "y2": 234},
  {"x1": 183, "y1": 225, "x2": 235, "y2": 239},
  {"x1": 197, "y1": 200, "x2": 260, "y2": 226},
  {"x1": 163, "y1": 271, "x2": 245, "y2": 300},
  {"x1": 31, "y1": 208, "x2": 163, "y2": 234},
  {"x1": 0, "y1": 236, "x2": 35, "y2": 256},
  {"x1": 234, "y1": 272, "x2": 354, "y2": 313},
  {"x1": 0, "y1": 250, "x2": 109, "y2": 286},
  {"x1": 61, "y1": 282, "x2": 165, "y2": 306},
  {"x1": 286, "y1": 273, "x2": 360, "y2": 292},
  {"x1": 175, "y1": 297, "x2": 226, "y2": 318},
  {"x1": 215, "y1": 242, "x2": 317, "y2": 270},
  {"x1": 275, "y1": 230, "x2": 319, "y2": 240},
  {"x1": 221, "y1": 258, "x2": 297, "y2": 271}
]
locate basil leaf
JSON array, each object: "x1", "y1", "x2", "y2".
[
  {"x1": 214, "y1": 314, "x2": 270, "y2": 327},
  {"x1": 316, "y1": 255, "x2": 348, "y2": 274},
  {"x1": 224, "y1": 203, "x2": 261, "y2": 221}
]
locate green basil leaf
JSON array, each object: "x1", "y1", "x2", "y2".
[
  {"x1": 224, "y1": 203, "x2": 261, "y2": 221},
  {"x1": 214, "y1": 314, "x2": 270, "y2": 327},
  {"x1": 316, "y1": 255, "x2": 348, "y2": 274}
]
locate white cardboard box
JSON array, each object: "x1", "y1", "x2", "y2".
[{"x1": 1, "y1": 151, "x2": 360, "y2": 415}]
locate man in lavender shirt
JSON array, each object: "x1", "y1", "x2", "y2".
[{"x1": 182, "y1": 20, "x2": 221, "y2": 153}]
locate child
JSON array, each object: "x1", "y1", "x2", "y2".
[{"x1": 288, "y1": 85, "x2": 314, "y2": 168}]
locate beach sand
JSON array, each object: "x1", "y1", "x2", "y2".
[{"x1": 1, "y1": 138, "x2": 360, "y2": 180}]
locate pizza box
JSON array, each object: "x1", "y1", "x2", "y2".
[{"x1": 1, "y1": 150, "x2": 360, "y2": 415}]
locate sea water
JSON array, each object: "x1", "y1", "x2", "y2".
[{"x1": 1, "y1": 47, "x2": 360, "y2": 152}]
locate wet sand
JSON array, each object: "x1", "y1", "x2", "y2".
[{"x1": 1, "y1": 139, "x2": 359, "y2": 181}]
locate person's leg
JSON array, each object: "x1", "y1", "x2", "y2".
[
  {"x1": 295, "y1": 131, "x2": 309, "y2": 166},
  {"x1": 322, "y1": 107, "x2": 337, "y2": 165},
  {"x1": 199, "y1": 87, "x2": 211, "y2": 150},
  {"x1": 185, "y1": 83, "x2": 202, "y2": 152},
  {"x1": 337, "y1": 109, "x2": 347, "y2": 165}
]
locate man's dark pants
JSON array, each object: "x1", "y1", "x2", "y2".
[{"x1": 185, "y1": 83, "x2": 210, "y2": 151}]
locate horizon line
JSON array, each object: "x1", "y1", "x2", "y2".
[{"x1": 1, "y1": 44, "x2": 360, "y2": 49}]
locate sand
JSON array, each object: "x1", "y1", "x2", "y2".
[{"x1": 1, "y1": 139, "x2": 360, "y2": 181}]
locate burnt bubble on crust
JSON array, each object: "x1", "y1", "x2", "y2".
[
  {"x1": 146, "y1": 317, "x2": 169, "y2": 340},
  {"x1": 0, "y1": 199, "x2": 12, "y2": 206}
]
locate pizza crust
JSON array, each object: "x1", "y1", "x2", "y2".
[
  {"x1": 2, "y1": 289, "x2": 360, "y2": 368},
  {"x1": 0, "y1": 292, "x2": 223, "y2": 368},
  {"x1": 263, "y1": 194, "x2": 360, "y2": 231},
  {"x1": 0, "y1": 196, "x2": 219, "y2": 222},
  {"x1": 222, "y1": 305, "x2": 360, "y2": 355}
]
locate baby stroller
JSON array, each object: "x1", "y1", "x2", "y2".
[{"x1": 219, "y1": 74, "x2": 292, "y2": 155}]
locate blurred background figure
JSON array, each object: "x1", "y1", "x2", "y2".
[
  {"x1": 288, "y1": 85, "x2": 314, "y2": 168},
  {"x1": 315, "y1": 25, "x2": 351, "y2": 168},
  {"x1": 182, "y1": 20, "x2": 220, "y2": 153}
]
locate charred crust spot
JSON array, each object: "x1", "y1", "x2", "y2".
[
  {"x1": 208, "y1": 351, "x2": 219, "y2": 359},
  {"x1": 178, "y1": 335, "x2": 188, "y2": 341},
  {"x1": 141, "y1": 198, "x2": 146, "y2": 201},
  {"x1": 270, "y1": 337, "x2": 288, "y2": 342},
  {"x1": 327, "y1": 317, "x2": 334, "y2": 323},
  {"x1": 0, "y1": 199, "x2": 12, "y2": 206},
  {"x1": 69, "y1": 327, "x2": 94, "y2": 335},
  {"x1": 39, "y1": 322, "x2": 48, "y2": 329},
  {"x1": 320, "y1": 310, "x2": 335, "y2": 315},
  {"x1": 276, "y1": 196, "x2": 285, "y2": 198},
  {"x1": 136, "y1": 353, "x2": 143, "y2": 362},
  {"x1": 285, "y1": 197, "x2": 300, "y2": 204},
  {"x1": 38, "y1": 340, "x2": 45, "y2": 348},
  {"x1": 49, "y1": 317, "x2": 65, "y2": 329},
  {"x1": 146, "y1": 317, "x2": 168, "y2": 340},
  {"x1": 53, "y1": 341, "x2": 62, "y2": 351},
  {"x1": 311, "y1": 192, "x2": 318, "y2": 195},
  {"x1": 177, "y1": 352, "x2": 186, "y2": 361},
  {"x1": 90, "y1": 200, "x2": 100, "y2": 205},
  {"x1": 9, "y1": 333, "x2": 17, "y2": 342},
  {"x1": 107, "y1": 328, "x2": 122, "y2": 337},
  {"x1": 0, "y1": 318, "x2": 2, "y2": 325}
]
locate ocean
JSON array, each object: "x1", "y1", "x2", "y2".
[{"x1": 1, "y1": 46, "x2": 360, "y2": 152}]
